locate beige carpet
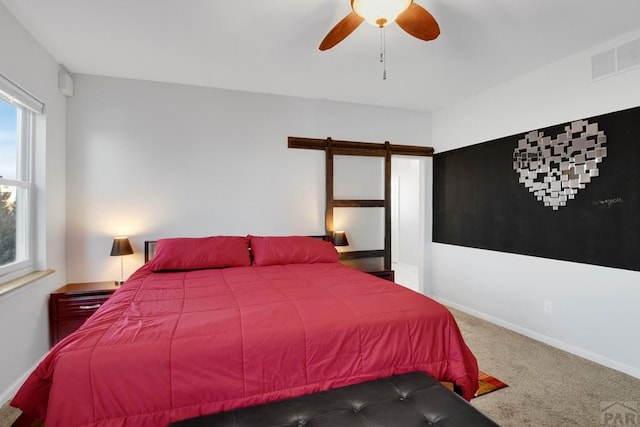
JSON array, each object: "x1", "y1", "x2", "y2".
[
  {"x1": 451, "y1": 307, "x2": 640, "y2": 426},
  {"x1": 2, "y1": 308, "x2": 639, "y2": 426},
  {"x1": 0, "y1": 403, "x2": 19, "y2": 427}
]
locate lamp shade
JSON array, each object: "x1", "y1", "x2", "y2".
[
  {"x1": 110, "y1": 237, "x2": 134, "y2": 256},
  {"x1": 332, "y1": 231, "x2": 349, "y2": 247}
]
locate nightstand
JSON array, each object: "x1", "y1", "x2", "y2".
[
  {"x1": 340, "y1": 257, "x2": 395, "y2": 282},
  {"x1": 49, "y1": 281, "x2": 119, "y2": 347}
]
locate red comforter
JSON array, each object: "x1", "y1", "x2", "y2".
[{"x1": 13, "y1": 262, "x2": 478, "y2": 426}]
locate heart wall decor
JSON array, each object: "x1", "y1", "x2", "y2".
[
  {"x1": 512, "y1": 119, "x2": 607, "y2": 210},
  {"x1": 434, "y1": 104, "x2": 640, "y2": 272}
]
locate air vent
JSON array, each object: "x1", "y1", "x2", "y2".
[
  {"x1": 591, "y1": 37, "x2": 640, "y2": 80},
  {"x1": 617, "y1": 38, "x2": 640, "y2": 71},
  {"x1": 591, "y1": 49, "x2": 616, "y2": 79}
]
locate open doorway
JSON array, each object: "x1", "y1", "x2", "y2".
[{"x1": 391, "y1": 156, "x2": 424, "y2": 293}]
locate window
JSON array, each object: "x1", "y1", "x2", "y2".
[{"x1": 0, "y1": 74, "x2": 42, "y2": 281}]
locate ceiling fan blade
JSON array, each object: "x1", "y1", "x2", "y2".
[
  {"x1": 319, "y1": 12, "x2": 365, "y2": 51},
  {"x1": 395, "y1": 2, "x2": 440, "y2": 42}
]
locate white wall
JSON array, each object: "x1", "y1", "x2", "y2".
[
  {"x1": 0, "y1": 4, "x2": 67, "y2": 402},
  {"x1": 392, "y1": 157, "x2": 421, "y2": 267},
  {"x1": 432, "y1": 29, "x2": 640, "y2": 378},
  {"x1": 66, "y1": 74, "x2": 432, "y2": 282},
  {"x1": 333, "y1": 155, "x2": 385, "y2": 253}
]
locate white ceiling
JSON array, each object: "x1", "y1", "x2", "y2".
[{"x1": 3, "y1": 0, "x2": 640, "y2": 111}]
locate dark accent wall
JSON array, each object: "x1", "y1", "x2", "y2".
[{"x1": 433, "y1": 105, "x2": 640, "y2": 272}]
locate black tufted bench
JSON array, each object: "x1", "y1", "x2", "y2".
[{"x1": 171, "y1": 372, "x2": 499, "y2": 427}]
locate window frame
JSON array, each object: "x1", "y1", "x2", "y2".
[{"x1": 0, "y1": 73, "x2": 41, "y2": 283}]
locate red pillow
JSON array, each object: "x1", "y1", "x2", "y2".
[
  {"x1": 249, "y1": 236, "x2": 338, "y2": 266},
  {"x1": 149, "y1": 236, "x2": 251, "y2": 271}
]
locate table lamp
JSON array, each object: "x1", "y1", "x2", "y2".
[
  {"x1": 332, "y1": 231, "x2": 349, "y2": 247},
  {"x1": 110, "y1": 236, "x2": 134, "y2": 285}
]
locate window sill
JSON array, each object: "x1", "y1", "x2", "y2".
[{"x1": 0, "y1": 269, "x2": 54, "y2": 297}]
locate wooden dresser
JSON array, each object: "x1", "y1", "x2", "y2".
[
  {"x1": 340, "y1": 257, "x2": 395, "y2": 282},
  {"x1": 49, "y1": 281, "x2": 119, "y2": 347}
]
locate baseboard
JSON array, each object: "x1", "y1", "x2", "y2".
[
  {"x1": 0, "y1": 360, "x2": 40, "y2": 407},
  {"x1": 437, "y1": 297, "x2": 640, "y2": 380}
]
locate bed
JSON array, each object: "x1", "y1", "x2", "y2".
[{"x1": 12, "y1": 235, "x2": 478, "y2": 426}]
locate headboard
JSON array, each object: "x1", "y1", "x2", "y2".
[
  {"x1": 144, "y1": 235, "x2": 329, "y2": 263},
  {"x1": 144, "y1": 241, "x2": 157, "y2": 263}
]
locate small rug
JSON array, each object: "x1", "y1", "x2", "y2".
[{"x1": 474, "y1": 370, "x2": 508, "y2": 398}]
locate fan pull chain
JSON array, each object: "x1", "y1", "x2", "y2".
[{"x1": 379, "y1": 26, "x2": 387, "y2": 80}]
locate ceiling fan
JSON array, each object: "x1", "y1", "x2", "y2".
[{"x1": 319, "y1": 0, "x2": 440, "y2": 51}]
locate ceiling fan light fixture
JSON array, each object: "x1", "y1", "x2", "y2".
[{"x1": 352, "y1": 0, "x2": 412, "y2": 27}]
